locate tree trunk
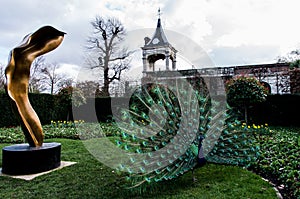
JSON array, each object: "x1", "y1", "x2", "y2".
[
  {"x1": 50, "y1": 81, "x2": 54, "y2": 95},
  {"x1": 244, "y1": 105, "x2": 248, "y2": 125},
  {"x1": 67, "y1": 105, "x2": 74, "y2": 122},
  {"x1": 103, "y1": 66, "x2": 110, "y2": 97}
]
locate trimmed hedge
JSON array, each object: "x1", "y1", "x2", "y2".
[
  {"x1": 0, "y1": 92, "x2": 70, "y2": 127},
  {"x1": 75, "y1": 95, "x2": 300, "y2": 127},
  {"x1": 250, "y1": 94, "x2": 300, "y2": 126},
  {"x1": 72, "y1": 97, "x2": 128, "y2": 123},
  {"x1": 1, "y1": 92, "x2": 300, "y2": 127},
  {"x1": 0, "y1": 91, "x2": 19, "y2": 127}
]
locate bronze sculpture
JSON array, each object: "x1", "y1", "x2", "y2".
[{"x1": 5, "y1": 26, "x2": 65, "y2": 147}]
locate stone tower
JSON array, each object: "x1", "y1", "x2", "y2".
[{"x1": 141, "y1": 9, "x2": 177, "y2": 73}]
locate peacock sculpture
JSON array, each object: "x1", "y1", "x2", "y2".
[{"x1": 109, "y1": 75, "x2": 259, "y2": 188}]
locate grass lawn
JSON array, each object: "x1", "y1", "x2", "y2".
[{"x1": 0, "y1": 138, "x2": 278, "y2": 199}]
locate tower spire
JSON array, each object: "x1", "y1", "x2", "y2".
[
  {"x1": 157, "y1": 8, "x2": 162, "y2": 27},
  {"x1": 158, "y1": 8, "x2": 161, "y2": 19}
]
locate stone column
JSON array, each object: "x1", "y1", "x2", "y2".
[{"x1": 165, "y1": 51, "x2": 170, "y2": 71}]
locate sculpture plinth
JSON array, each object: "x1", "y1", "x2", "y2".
[{"x1": 2, "y1": 142, "x2": 61, "y2": 175}]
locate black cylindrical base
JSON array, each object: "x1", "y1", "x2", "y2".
[{"x1": 2, "y1": 142, "x2": 61, "y2": 175}]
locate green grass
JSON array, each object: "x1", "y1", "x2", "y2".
[{"x1": 0, "y1": 138, "x2": 278, "y2": 199}]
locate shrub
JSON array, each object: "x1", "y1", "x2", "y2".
[{"x1": 225, "y1": 76, "x2": 268, "y2": 124}]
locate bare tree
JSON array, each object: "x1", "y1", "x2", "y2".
[
  {"x1": 277, "y1": 49, "x2": 300, "y2": 64},
  {"x1": 40, "y1": 63, "x2": 65, "y2": 94},
  {"x1": 1, "y1": 56, "x2": 70, "y2": 94},
  {"x1": 28, "y1": 56, "x2": 47, "y2": 93},
  {"x1": 0, "y1": 63, "x2": 5, "y2": 91},
  {"x1": 57, "y1": 78, "x2": 74, "y2": 90},
  {"x1": 86, "y1": 16, "x2": 133, "y2": 97},
  {"x1": 74, "y1": 80, "x2": 100, "y2": 98}
]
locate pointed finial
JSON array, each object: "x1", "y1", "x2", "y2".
[
  {"x1": 158, "y1": 8, "x2": 161, "y2": 19},
  {"x1": 157, "y1": 8, "x2": 162, "y2": 27}
]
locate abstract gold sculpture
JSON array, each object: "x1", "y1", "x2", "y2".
[{"x1": 5, "y1": 26, "x2": 65, "y2": 147}]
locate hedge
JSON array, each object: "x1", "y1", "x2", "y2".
[
  {"x1": 0, "y1": 92, "x2": 70, "y2": 127},
  {"x1": 250, "y1": 94, "x2": 300, "y2": 126},
  {"x1": 74, "y1": 95, "x2": 300, "y2": 127},
  {"x1": 1, "y1": 92, "x2": 300, "y2": 127}
]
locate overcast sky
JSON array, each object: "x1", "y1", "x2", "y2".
[{"x1": 1, "y1": 0, "x2": 300, "y2": 79}]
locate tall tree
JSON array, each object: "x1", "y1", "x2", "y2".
[
  {"x1": 74, "y1": 80, "x2": 100, "y2": 98},
  {"x1": 40, "y1": 62, "x2": 65, "y2": 94},
  {"x1": 0, "y1": 63, "x2": 5, "y2": 91},
  {"x1": 28, "y1": 56, "x2": 46, "y2": 93},
  {"x1": 86, "y1": 16, "x2": 133, "y2": 97}
]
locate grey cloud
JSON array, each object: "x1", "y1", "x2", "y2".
[{"x1": 210, "y1": 45, "x2": 281, "y2": 67}]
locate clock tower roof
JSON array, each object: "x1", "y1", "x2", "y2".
[
  {"x1": 141, "y1": 9, "x2": 178, "y2": 72},
  {"x1": 142, "y1": 10, "x2": 173, "y2": 49}
]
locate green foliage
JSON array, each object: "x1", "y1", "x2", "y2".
[
  {"x1": 0, "y1": 92, "x2": 71, "y2": 127},
  {"x1": 0, "y1": 121, "x2": 119, "y2": 143},
  {"x1": 57, "y1": 86, "x2": 86, "y2": 107},
  {"x1": 289, "y1": 59, "x2": 300, "y2": 69},
  {"x1": 0, "y1": 92, "x2": 19, "y2": 127},
  {"x1": 225, "y1": 76, "x2": 268, "y2": 123},
  {"x1": 29, "y1": 93, "x2": 57, "y2": 124},
  {"x1": 226, "y1": 76, "x2": 267, "y2": 106},
  {"x1": 0, "y1": 127, "x2": 25, "y2": 143},
  {"x1": 250, "y1": 126, "x2": 300, "y2": 198}
]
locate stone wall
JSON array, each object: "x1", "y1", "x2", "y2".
[{"x1": 289, "y1": 68, "x2": 300, "y2": 94}]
